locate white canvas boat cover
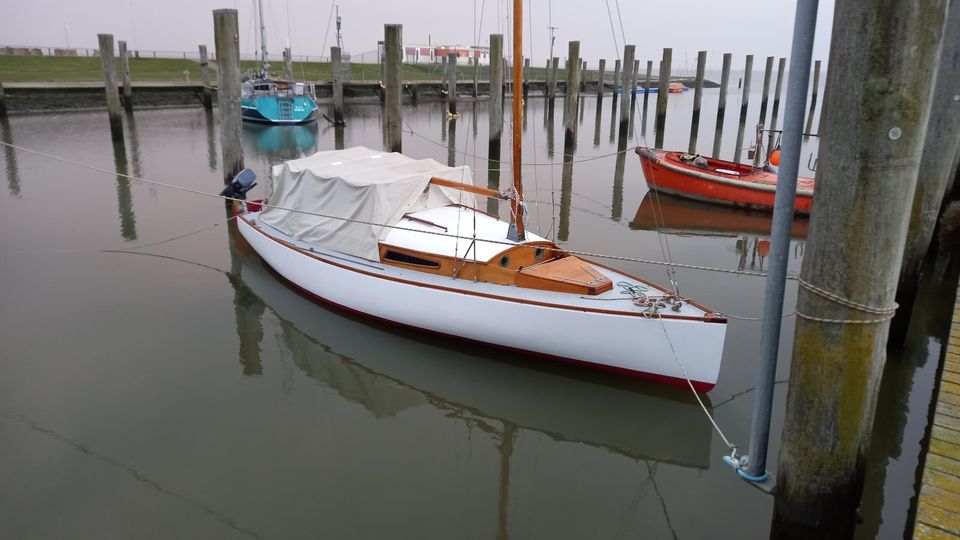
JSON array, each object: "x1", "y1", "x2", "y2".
[{"x1": 259, "y1": 146, "x2": 476, "y2": 260}]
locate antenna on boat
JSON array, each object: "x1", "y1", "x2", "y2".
[
  {"x1": 257, "y1": 0, "x2": 270, "y2": 78},
  {"x1": 507, "y1": 0, "x2": 526, "y2": 241},
  {"x1": 335, "y1": 3, "x2": 343, "y2": 50}
]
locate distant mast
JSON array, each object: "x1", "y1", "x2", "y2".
[
  {"x1": 510, "y1": 0, "x2": 525, "y2": 241},
  {"x1": 257, "y1": 0, "x2": 269, "y2": 78}
]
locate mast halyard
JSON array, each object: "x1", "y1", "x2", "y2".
[
  {"x1": 257, "y1": 0, "x2": 269, "y2": 78},
  {"x1": 508, "y1": 0, "x2": 525, "y2": 241}
]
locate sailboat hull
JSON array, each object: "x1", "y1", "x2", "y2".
[{"x1": 237, "y1": 214, "x2": 727, "y2": 391}]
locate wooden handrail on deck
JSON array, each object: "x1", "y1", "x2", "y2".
[{"x1": 429, "y1": 177, "x2": 506, "y2": 200}]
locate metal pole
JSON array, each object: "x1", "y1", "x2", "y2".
[{"x1": 741, "y1": 0, "x2": 819, "y2": 482}]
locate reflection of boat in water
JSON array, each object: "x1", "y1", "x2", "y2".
[
  {"x1": 667, "y1": 82, "x2": 687, "y2": 93},
  {"x1": 636, "y1": 147, "x2": 815, "y2": 214},
  {"x1": 630, "y1": 191, "x2": 809, "y2": 239},
  {"x1": 230, "y1": 242, "x2": 713, "y2": 468},
  {"x1": 243, "y1": 123, "x2": 317, "y2": 156}
]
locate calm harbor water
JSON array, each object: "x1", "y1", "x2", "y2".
[{"x1": 0, "y1": 87, "x2": 944, "y2": 539}]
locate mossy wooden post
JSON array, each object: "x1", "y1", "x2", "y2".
[
  {"x1": 804, "y1": 59, "x2": 822, "y2": 135},
  {"x1": 611, "y1": 59, "x2": 621, "y2": 105},
  {"x1": 213, "y1": 9, "x2": 243, "y2": 184},
  {"x1": 766, "y1": 57, "x2": 786, "y2": 153},
  {"x1": 619, "y1": 45, "x2": 635, "y2": 131},
  {"x1": 630, "y1": 58, "x2": 640, "y2": 110},
  {"x1": 641, "y1": 60, "x2": 652, "y2": 134},
  {"x1": 489, "y1": 34, "x2": 504, "y2": 156},
  {"x1": 654, "y1": 48, "x2": 672, "y2": 149},
  {"x1": 758, "y1": 56, "x2": 774, "y2": 128},
  {"x1": 580, "y1": 60, "x2": 587, "y2": 92},
  {"x1": 97, "y1": 34, "x2": 124, "y2": 141},
  {"x1": 733, "y1": 54, "x2": 754, "y2": 163},
  {"x1": 384, "y1": 24, "x2": 402, "y2": 153},
  {"x1": 893, "y1": 3, "x2": 960, "y2": 344},
  {"x1": 688, "y1": 51, "x2": 707, "y2": 154},
  {"x1": 118, "y1": 40, "x2": 132, "y2": 111},
  {"x1": 563, "y1": 41, "x2": 581, "y2": 150},
  {"x1": 596, "y1": 59, "x2": 606, "y2": 97},
  {"x1": 773, "y1": 0, "x2": 947, "y2": 536},
  {"x1": 712, "y1": 52, "x2": 733, "y2": 158},
  {"x1": 548, "y1": 56, "x2": 559, "y2": 99},
  {"x1": 446, "y1": 52, "x2": 457, "y2": 115},
  {"x1": 283, "y1": 47, "x2": 293, "y2": 80},
  {"x1": 523, "y1": 58, "x2": 530, "y2": 98},
  {"x1": 199, "y1": 44, "x2": 213, "y2": 110},
  {"x1": 331, "y1": 46, "x2": 345, "y2": 125},
  {"x1": 0, "y1": 80, "x2": 7, "y2": 119}
]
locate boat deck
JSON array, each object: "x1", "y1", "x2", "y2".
[
  {"x1": 913, "y1": 281, "x2": 960, "y2": 539},
  {"x1": 249, "y1": 212, "x2": 718, "y2": 320}
]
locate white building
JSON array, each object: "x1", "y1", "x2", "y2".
[{"x1": 403, "y1": 44, "x2": 492, "y2": 65}]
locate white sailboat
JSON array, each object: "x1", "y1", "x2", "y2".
[{"x1": 228, "y1": 1, "x2": 728, "y2": 391}]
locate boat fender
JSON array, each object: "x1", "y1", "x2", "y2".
[
  {"x1": 220, "y1": 168, "x2": 258, "y2": 200},
  {"x1": 769, "y1": 147, "x2": 781, "y2": 166}
]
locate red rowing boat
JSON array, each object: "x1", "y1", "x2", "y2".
[{"x1": 635, "y1": 147, "x2": 815, "y2": 214}]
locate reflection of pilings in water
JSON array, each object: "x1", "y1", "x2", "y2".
[
  {"x1": 1, "y1": 116, "x2": 20, "y2": 198},
  {"x1": 440, "y1": 104, "x2": 448, "y2": 143},
  {"x1": 487, "y1": 145, "x2": 501, "y2": 215},
  {"x1": 111, "y1": 138, "x2": 137, "y2": 241},
  {"x1": 472, "y1": 102, "x2": 478, "y2": 138},
  {"x1": 204, "y1": 109, "x2": 218, "y2": 172},
  {"x1": 558, "y1": 136, "x2": 575, "y2": 241},
  {"x1": 497, "y1": 422, "x2": 516, "y2": 540},
  {"x1": 447, "y1": 118, "x2": 457, "y2": 167},
  {"x1": 124, "y1": 111, "x2": 143, "y2": 179},
  {"x1": 227, "y1": 228, "x2": 265, "y2": 376},
  {"x1": 593, "y1": 97, "x2": 604, "y2": 149},
  {"x1": 523, "y1": 94, "x2": 528, "y2": 132},
  {"x1": 334, "y1": 124, "x2": 345, "y2": 151},
  {"x1": 546, "y1": 102, "x2": 556, "y2": 160},
  {"x1": 612, "y1": 125, "x2": 628, "y2": 220},
  {"x1": 579, "y1": 96, "x2": 585, "y2": 125},
  {"x1": 628, "y1": 90, "x2": 637, "y2": 141},
  {"x1": 736, "y1": 236, "x2": 748, "y2": 271}
]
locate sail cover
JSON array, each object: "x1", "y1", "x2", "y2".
[{"x1": 259, "y1": 146, "x2": 475, "y2": 260}]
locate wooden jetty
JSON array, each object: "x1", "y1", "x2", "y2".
[{"x1": 913, "y1": 282, "x2": 960, "y2": 539}]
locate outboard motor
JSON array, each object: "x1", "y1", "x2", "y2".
[{"x1": 220, "y1": 168, "x2": 257, "y2": 200}]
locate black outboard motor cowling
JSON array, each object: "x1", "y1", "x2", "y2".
[{"x1": 220, "y1": 168, "x2": 257, "y2": 200}]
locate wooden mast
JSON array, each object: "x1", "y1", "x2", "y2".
[{"x1": 510, "y1": 0, "x2": 525, "y2": 240}]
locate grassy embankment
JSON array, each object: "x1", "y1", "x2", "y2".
[{"x1": 0, "y1": 55, "x2": 558, "y2": 83}]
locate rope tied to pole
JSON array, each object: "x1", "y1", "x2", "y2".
[{"x1": 796, "y1": 278, "x2": 899, "y2": 324}]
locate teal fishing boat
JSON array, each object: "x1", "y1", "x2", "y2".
[{"x1": 240, "y1": 0, "x2": 318, "y2": 125}]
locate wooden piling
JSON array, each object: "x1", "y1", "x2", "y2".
[
  {"x1": 213, "y1": 10, "x2": 243, "y2": 183},
  {"x1": 733, "y1": 54, "x2": 753, "y2": 163},
  {"x1": 630, "y1": 59, "x2": 640, "y2": 110},
  {"x1": 0, "y1": 80, "x2": 7, "y2": 118},
  {"x1": 597, "y1": 59, "x2": 606, "y2": 97},
  {"x1": 612, "y1": 59, "x2": 621, "y2": 103},
  {"x1": 523, "y1": 58, "x2": 530, "y2": 98},
  {"x1": 473, "y1": 57, "x2": 479, "y2": 98},
  {"x1": 199, "y1": 44, "x2": 213, "y2": 110},
  {"x1": 580, "y1": 60, "x2": 587, "y2": 92},
  {"x1": 712, "y1": 53, "x2": 732, "y2": 158},
  {"x1": 331, "y1": 46, "x2": 345, "y2": 125},
  {"x1": 804, "y1": 59, "x2": 822, "y2": 135},
  {"x1": 773, "y1": 0, "x2": 948, "y2": 535},
  {"x1": 445, "y1": 53, "x2": 458, "y2": 115},
  {"x1": 548, "y1": 57, "x2": 559, "y2": 99},
  {"x1": 688, "y1": 50, "x2": 707, "y2": 154},
  {"x1": 383, "y1": 24, "x2": 403, "y2": 152},
  {"x1": 654, "y1": 48, "x2": 672, "y2": 149},
  {"x1": 489, "y1": 34, "x2": 504, "y2": 150},
  {"x1": 97, "y1": 34, "x2": 124, "y2": 141},
  {"x1": 758, "y1": 56, "x2": 774, "y2": 128},
  {"x1": 619, "y1": 45, "x2": 635, "y2": 130},
  {"x1": 563, "y1": 41, "x2": 581, "y2": 147},
  {"x1": 893, "y1": 3, "x2": 960, "y2": 344},
  {"x1": 641, "y1": 60, "x2": 652, "y2": 134},
  {"x1": 118, "y1": 40, "x2": 132, "y2": 111},
  {"x1": 283, "y1": 47, "x2": 293, "y2": 80},
  {"x1": 766, "y1": 57, "x2": 786, "y2": 154}
]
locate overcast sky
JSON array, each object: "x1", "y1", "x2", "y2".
[{"x1": 1, "y1": 0, "x2": 835, "y2": 70}]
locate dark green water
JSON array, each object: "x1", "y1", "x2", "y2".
[{"x1": 0, "y1": 90, "x2": 939, "y2": 539}]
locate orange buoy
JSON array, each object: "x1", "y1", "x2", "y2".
[
  {"x1": 758, "y1": 240, "x2": 771, "y2": 257},
  {"x1": 769, "y1": 148, "x2": 781, "y2": 166}
]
